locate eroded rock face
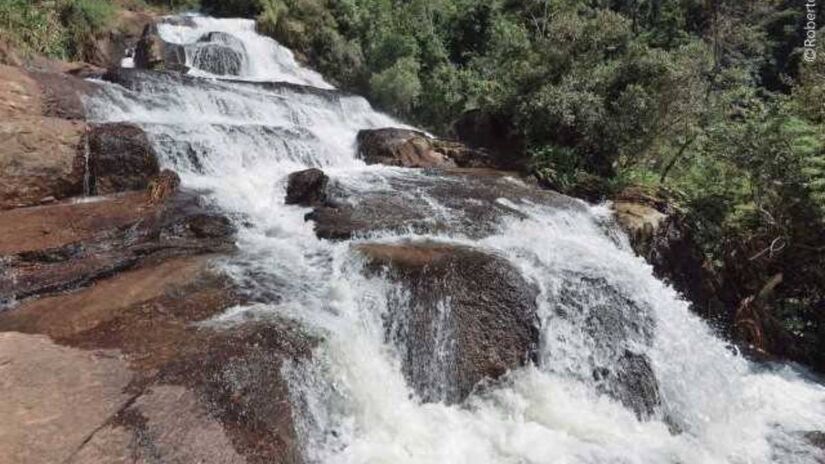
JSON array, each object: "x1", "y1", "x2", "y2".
[
  {"x1": 0, "y1": 188, "x2": 235, "y2": 307},
  {"x1": 357, "y1": 241, "x2": 539, "y2": 404},
  {"x1": 87, "y1": 9, "x2": 155, "y2": 68},
  {"x1": 286, "y1": 168, "x2": 329, "y2": 206},
  {"x1": 88, "y1": 123, "x2": 161, "y2": 195}
]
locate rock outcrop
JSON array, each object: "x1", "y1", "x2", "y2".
[
  {"x1": 0, "y1": 256, "x2": 311, "y2": 464},
  {"x1": 88, "y1": 9, "x2": 155, "y2": 68},
  {"x1": 87, "y1": 123, "x2": 161, "y2": 195},
  {"x1": 612, "y1": 188, "x2": 722, "y2": 324},
  {"x1": 357, "y1": 241, "x2": 539, "y2": 404},
  {"x1": 134, "y1": 24, "x2": 187, "y2": 72},
  {"x1": 286, "y1": 168, "x2": 329, "y2": 206}
]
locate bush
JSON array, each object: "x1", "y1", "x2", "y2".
[{"x1": 369, "y1": 57, "x2": 421, "y2": 115}]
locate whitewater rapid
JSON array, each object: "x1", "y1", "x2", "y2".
[{"x1": 87, "y1": 15, "x2": 825, "y2": 464}]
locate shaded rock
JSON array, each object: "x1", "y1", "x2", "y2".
[
  {"x1": 0, "y1": 38, "x2": 22, "y2": 67},
  {"x1": 88, "y1": 123, "x2": 160, "y2": 195},
  {"x1": 286, "y1": 168, "x2": 329, "y2": 206},
  {"x1": 357, "y1": 128, "x2": 456, "y2": 168},
  {"x1": 450, "y1": 109, "x2": 527, "y2": 170},
  {"x1": 134, "y1": 24, "x2": 187, "y2": 72},
  {"x1": 357, "y1": 241, "x2": 539, "y2": 404},
  {"x1": 0, "y1": 65, "x2": 86, "y2": 210}
]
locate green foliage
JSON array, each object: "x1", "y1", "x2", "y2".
[
  {"x1": 0, "y1": 0, "x2": 67, "y2": 58},
  {"x1": 369, "y1": 57, "x2": 422, "y2": 115},
  {"x1": 58, "y1": 0, "x2": 116, "y2": 61},
  {"x1": 0, "y1": 0, "x2": 116, "y2": 61}
]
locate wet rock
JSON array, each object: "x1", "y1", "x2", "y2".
[
  {"x1": 0, "y1": 65, "x2": 86, "y2": 210},
  {"x1": 88, "y1": 123, "x2": 160, "y2": 195},
  {"x1": 307, "y1": 169, "x2": 580, "y2": 240},
  {"x1": 286, "y1": 168, "x2": 329, "y2": 206},
  {"x1": 0, "y1": 187, "x2": 235, "y2": 306},
  {"x1": 134, "y1": 24, "x2": 187, "y2": 72},
  {"x1": 358, "y1": 241, "x2": 540, "y2": 404},
  {"x1": 557, "y1": 275, "x2": 661, "y2": 419},
  {"x1": 357, "y1": 128, "x2": 457, "y2": 168},
  {"x1": 189, "y1": 43, "x2": 244, "y2": 75}
]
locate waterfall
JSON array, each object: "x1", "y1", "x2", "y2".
[{"x1": 86, "y1": 15, "x2": 825, "y2": 464}]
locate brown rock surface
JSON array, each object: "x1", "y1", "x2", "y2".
[
  {"x1": 0, "y1": 65, "x2": 86, "y2": 210},
  {"x1": 0, "y1": 332, "x2": 133, "y2": 464}
]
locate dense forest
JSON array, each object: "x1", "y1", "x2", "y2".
[{"x1": 2, "y1": 0, "x2": 824, "y2": 370}]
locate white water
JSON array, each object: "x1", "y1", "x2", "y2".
[{"x1": 87, "y1": 16, "x2": 825, "y2": 463}]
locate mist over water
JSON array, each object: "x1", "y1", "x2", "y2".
[{"x1": 88, "y1": 15, "x2": 825, "y2": 463}]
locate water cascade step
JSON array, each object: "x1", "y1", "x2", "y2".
[{"x1": 85, "y1": 14, "x2": 825, "y2": 464}]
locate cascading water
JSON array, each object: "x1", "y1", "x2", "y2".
[{"x1": 86, "y1": 15, "x2": 825, "y2": 463}]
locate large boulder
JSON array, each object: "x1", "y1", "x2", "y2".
[
  {"x1": 134, "y1": 24, "x2": 187, "y2": 72},
  {"x1": 87, "y1": 123, "x2": 160, "y2": 195},
  {"x1": 357, "y1": 241, "x2": 539, "y2": 404},
  {"x1": 357, "y1": 128, "x2": 457, "y2": 168},
  {"x1": 0, "y1": 256, "x2": 309, "y2": 464},
  {"x1": 285, "y1": 168, "x2": 329, "y2": 206},
  {"x1": 0, "y1": 65, "x2": 87, "y2": 210}
]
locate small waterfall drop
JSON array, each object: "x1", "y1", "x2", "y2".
[{"x1": 86, "y1": 15, "x2": 825, "y2": 464}]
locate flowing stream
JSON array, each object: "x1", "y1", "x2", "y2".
[{"x1": 86, "y1": 15, "x2": 825, "y2": 464}]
